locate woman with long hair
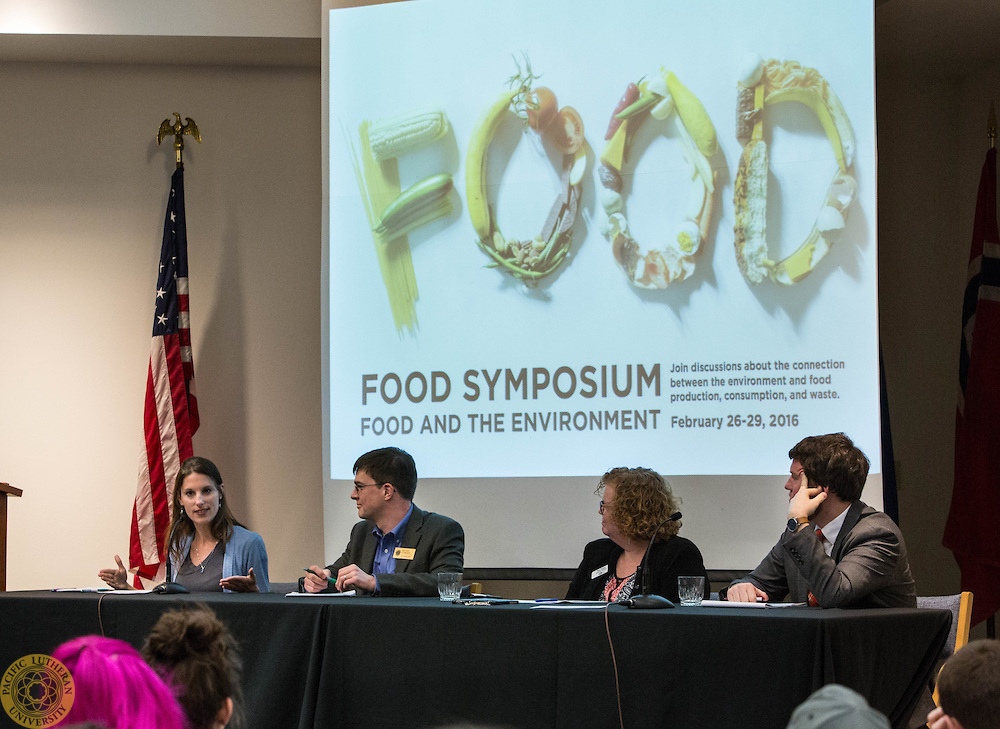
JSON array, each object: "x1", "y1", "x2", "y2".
[{"x1": 100, "y1": 456, "x2": 269, "y2": 592}]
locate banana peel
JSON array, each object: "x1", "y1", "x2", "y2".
[
  {"x1": 766, "y1": 86, "x2": 854, "y2": 173},
  {"x1": 466, "y1": 89, "x2": 518, "y2": 240},
  {"x1": 666, "y1": 71, "x2": 718, "y2": 158}
]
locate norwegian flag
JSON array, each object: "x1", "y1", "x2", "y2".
[
  {"x1": 945, "y1": 147, "x2": 1000, "y2": 626},
  {"x1": 129, "y1": 165, "x2": 200, "y2": 587}
]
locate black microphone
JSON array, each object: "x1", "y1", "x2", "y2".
[
  {"x1": 164, "y1": 519, "x2": 181, "y2": 582},
  {"x1": 626, "y1": 511, "x2": 682, "y2": 610}
]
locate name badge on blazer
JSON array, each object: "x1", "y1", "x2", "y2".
[
  {"x1": 591, "y1": 565, "x2": 609, "y2": 580},
  {"x1": 394, "y1": 547, "x2": 416, "y2": 560}
]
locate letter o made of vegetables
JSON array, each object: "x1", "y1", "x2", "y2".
[
  {"x1": 598, "y1": 69, "x2": 718, "y2": 290},
  {"x1": 466, "y1": 58, "x2": 587, "y2": 286},
  {"x1": 734, "y1": 55, "x2": 858, "y2": 286}
]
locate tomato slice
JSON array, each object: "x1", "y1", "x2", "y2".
[
  {"x1": 526, "y1": 87, "x2": 557, "y2": 133},
  {"x1": 548, "y1": 106, "x2": 584, "y2": 155}
]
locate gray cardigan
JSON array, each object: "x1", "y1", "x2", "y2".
[{"x1": 171, "y1": 525, "x2": 270, "y2": 593}]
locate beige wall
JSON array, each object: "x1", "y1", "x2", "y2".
[
  {"x1": 0, "y1": 59, "x2": 324, "y2": 587},
  {"x1": 876, "y1": 68, "x2": 961, "y2": 599},
  {"x1": 876, "y1": 45, "x2": 1000, "y2": 636},
  {"x1": 1, "y1": 20, "x2": 998, "y2": 611}
]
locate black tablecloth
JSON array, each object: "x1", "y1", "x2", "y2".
[{"x1": 0, "y1": 592, "x2": 950, "y2": 729}]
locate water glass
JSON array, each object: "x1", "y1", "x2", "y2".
[
  {"x1": 678, "y1": 575, "x2": 705, "y2": 606},
  {"x1": 437, "y1": 572, "x2": 463, "y2": 601}
]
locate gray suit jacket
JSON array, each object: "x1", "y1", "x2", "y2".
[
  {"x1": 727, "y1": 501, "x2": 916, "y2": 608},
  {"x1": 319, "y1": 504, "x2": 465, "y2": 597}
]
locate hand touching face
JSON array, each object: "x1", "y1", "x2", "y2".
[{"x1": 785, "y1": 460, "x2": 827, "y2": 521}]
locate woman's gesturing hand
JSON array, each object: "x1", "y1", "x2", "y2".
[{"x1": 98, "y1": 554, "x2": 130, "y2": 590}]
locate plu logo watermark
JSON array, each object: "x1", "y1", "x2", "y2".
[{"x1": 1, "y1": 655, "x2": 74, "y2": 728}]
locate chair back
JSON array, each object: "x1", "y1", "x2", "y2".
[
  {"x1": 916, "y1": 591, "x2": 974, "y2": 658},
  {"x1": 917, "y1": 592, "x2": 973, "y2": 713}
]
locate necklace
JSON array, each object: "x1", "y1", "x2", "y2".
[{"x1": 192, "y1": 539, "x2": 217, "y2": 573}]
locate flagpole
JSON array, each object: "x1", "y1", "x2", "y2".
[
  {"x1": 156, "y1": 113, "x2": 202, "y2": 167},
  {"x1": 986, "y1": 102, "x2": 997, "y2": 641},
  {"x1": 989, "y1": 105, "x2": 997, "y2": 638},
  {"x1": 986, "y1": 101, "x2": 997, "y2": 640},
  {"x1": 130, "y1": 117, "x2": 202, "y2": 588}
]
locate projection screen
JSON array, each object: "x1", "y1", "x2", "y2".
[{"x1": 321, "y1": 0, "x2": 879, "y2": 571}]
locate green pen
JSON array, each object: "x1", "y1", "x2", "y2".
[{"x1": 302, "y1": 567, "x2": 333, "y2": 583}]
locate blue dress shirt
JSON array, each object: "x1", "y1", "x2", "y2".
[{"x1": 372, "y1": 504, "x2": 413, "y2": 593}]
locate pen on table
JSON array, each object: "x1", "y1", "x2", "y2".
[
  {"x1": 534, "y1": 598, "x2": 560, "y2": 603},
  {"x1": 303, "y1": 567, "x2": 333, "y2": 583},
  {"x1": 51, "y1": 588, "x2": 113, "y2": 592}
]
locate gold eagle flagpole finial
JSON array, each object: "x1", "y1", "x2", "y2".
[
  {"x1": 157, "y1": 113, "x2": 202, "y2": 167},
  {"x1": 988, "y1": 102, "x2": 996, "y2": 150}
]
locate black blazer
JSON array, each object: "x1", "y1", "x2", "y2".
[
  {"x1": 565, "y1": 536, "x2": 709, "y2": 602},
  {"x1": 298, "y1": 505, "x2": 464, "y2": 597}
]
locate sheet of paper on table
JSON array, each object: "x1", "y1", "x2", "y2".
[
  {"x1": 699, "y1": 600, "x2": 807, "y2": 608},
  {"x1": 52, "y1": 588, "x2": 156, "y2": 594},
  {"x1": 285, "y1": 590, "x2": 357, "y2": 597}
]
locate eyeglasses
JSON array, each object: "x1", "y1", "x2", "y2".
[
  {"x1": 598, "y1": 500, "x2": 611, "y2": 514},
  {"x1": 352, "y1": 480, "x2": 382, "y2": 494}
]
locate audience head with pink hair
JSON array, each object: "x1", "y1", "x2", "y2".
[{"x1": 51, "y1": 635, "x2": 186, "y2": 729}]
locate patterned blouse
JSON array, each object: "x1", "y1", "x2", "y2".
[{"x1": 602, "y1": 570, "x2": 637, "y2": 602}]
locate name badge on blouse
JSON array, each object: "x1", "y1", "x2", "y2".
[
  {"x1": 591, "y1": 565, "x2": 608, "y2": 580},
  {"x1": 393, "y1": 547, "x2": 416, "y2": 560}
]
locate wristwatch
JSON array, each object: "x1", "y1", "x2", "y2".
[{"x1": 786, "y1": 516, "x2": 810, "y2": 533}]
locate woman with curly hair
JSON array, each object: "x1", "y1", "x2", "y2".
[{"x1": 565, "y1": 467, "x2": 709, "y2": 603}]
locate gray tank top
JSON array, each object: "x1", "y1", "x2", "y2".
[{"x1": 176, "y1": 540, "x2": 225, "y2": 592}]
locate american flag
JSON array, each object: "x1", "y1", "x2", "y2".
[{"x1": 129, "y1": 165, "x2": 200, "y2": 587}]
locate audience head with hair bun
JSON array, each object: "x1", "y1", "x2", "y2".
[
  {"x1": 142, "y1": 603, "x2": 242, "y2": 729},
  {"x1": 50, "y1": 635, "x2": 186, "y2": 729}
]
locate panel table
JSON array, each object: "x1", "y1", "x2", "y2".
[{"x1": 0, "y1": 593, "x2": 949, "y2": 729}]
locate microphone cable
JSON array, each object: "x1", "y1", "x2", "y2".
[
  {"x1": 604, "y1": 510, "x2": 685, "y2": 728},
  {"x1": 603, "y1": 601, "x2": 626, "y2": 729}
]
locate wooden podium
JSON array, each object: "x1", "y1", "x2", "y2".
[{"x1": 1, "y1": 483, "x2": 22, "y2": 591}]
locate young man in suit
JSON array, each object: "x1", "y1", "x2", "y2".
[
  {"x1": 302, "y1": 447, "x2": 464, "y2": 597},
  {"x1": 724, "y1": 432, "x2": 915, "y2": 608}
]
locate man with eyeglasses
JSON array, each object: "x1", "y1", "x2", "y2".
[{"x1": 300, "y1": 447, "x2": 464, "y2": 596}]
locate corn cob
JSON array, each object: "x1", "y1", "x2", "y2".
[{"x1": 367, "y1": 108, "x2": 450, "y2": 162}]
